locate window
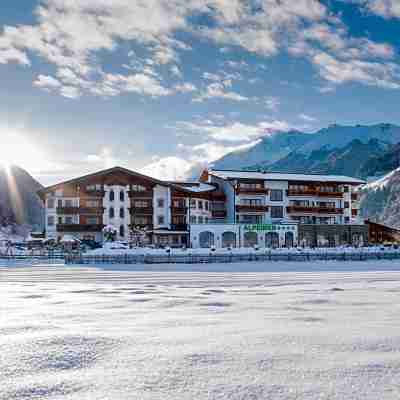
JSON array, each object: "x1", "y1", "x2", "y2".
[
  {"x1": 119, "y1": 225, "x2": 125, "y2": 237},
  {"x1": 198, "y1": 200, "x2": 203, "y2": 210},
  {"x1": 47, "y1": 199, "x2": 55, "y2": 209},
  {"x1": 190, "y1": 216, "x2": 197, "y2": 224},
  {"x1": 240, "y1": 182, "x2": 263, "y2": 189},
  {"x1": 240, "y1": 215, "x2": 263, "y2": 224},
  {"x1": 87, "y1": 217, "x2": 99, "y2": 224},
  {"x1": 120, "y1": 191, "x2": 125, "y2": 202},
  {"x1": 109, "y1": 207, "x2": 115, "y2": 219},
  {"x1": 198, "y1": 216, "x2": 204, "y2": 224},
  {"x1": 65, "y1": 216, "x2": 73, "y2": 224},
  {"x1": 134, "y1": 200, "x2": 149, "y2": 208},
  {"x1": 344, "y1": 201, "x2": 350, "y2": 209},
  {"x1": 205, "y1": 217, "x2": 209, "y2": 223},
  {"x1": 47, "y1": 216, "x2": 55, "y2": 226},
  {"x1": 120, "y1": 208, "x2": 125, "y2": 218},
  {"x1": 58, "y1": 217, "x2": 62, "y2": 224},
  {"x1": 57, "y1": 199, "x2": 62, "y2": 208},
  {"x1": 133, "y1": 216, "x2": 151, "y2": 225},
  {"x1": 270, "y1": 189, "x2": 283, "y2": 201},
  {"x1": 271, "y1": 206, "x2": 284, "y2": 218},
  {"x1": 109, "y1": 190, "x2": 115, "y2": 202},
  {"x1": 131, "y1": 184, "x2": 147, "y2": 192},
  {"x1": 86, "y1": 184, "x2": 102, "y2": 191},
  {"x1": 241, "y1": 198, "x2": 263, "y2": 206},
  {"x1": 157, "y1": 198, "x2": 165, "y2": 208},
  {"x1": 173, "y1": 199, "x2": 185, "y2": 208},
  {"x1": 158, "y1": 215, "x2": 165, "y2": 225},
  {"x1": 172, "y1": 216, "x2": 185, "y2": 225},
  {"x1": 190, "y1": 199, "x2": 196, "y2": 208},
  {"x1": 65, "y1": 199, "x2": 73, "y2": 207},
  {"x1": 86, "y1": 200, "x2": 100, "y2": 207}
]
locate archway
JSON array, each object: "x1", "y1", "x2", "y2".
[
  {"x1": 222, "y1": 231, "x2": 236, "y2": 248},
  {"x1": 285, "y1": 231, "x2": 294, "y2": 248},
  {"x1": 266, "y1": 232, "x2": 279, "y2": 249},
  {"x1": 244, "y1": 231, "x2": 258, "y2": 248},
  {"x1": 199, "y1": 231, "x2": 215, "y2": 248}
]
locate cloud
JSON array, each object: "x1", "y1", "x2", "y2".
[
  {"x1": 173, "y1": 119, "x2": 294, "y2": 142},
  {"x1": 1, "y1": 0, "x2": 399, "y2": 99},
  {"x1": 140, "y1": 156, "x2": 194, "y2": 180},
  {"x1": 194, "y1": 82, "x2": 248, "y2": 102},
  {"x1": 264, "y1": 97, "x2": 280, "y2": 112},
  {"x1": 312, "y1": 52, "x2": 400, "y2": 89},
  {"x1": 357, "y1": 0, "x2": 400, "y2": 18},
  {"x1": 299, "y1": 113, "x2": 317, "y2": 122},
  {"x1": 33, "y1": 75, "x2": 62, "y2": 89},
  {"x1": 174, "y1": 82, "x2": 197, "y2": 93}
]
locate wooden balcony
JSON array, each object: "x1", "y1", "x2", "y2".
[
  {"x1": 212, "y1": 210, "x2": 227, "y2": 218},
  {"x1": 236, "y1": 205, "x2": 269, "y2": 213},
  {"x1": 170, "y1": 224, "x2": 188, "y2": 232},
  {"x1": 128, "y1": 190, "x2": 153, "y2": 198},
  {"x1": 211, "y1": 191, "x2": 226, "y2": 200},
  {"x1": 130, "y1": 223, "x2": 153, "y2": 230},
  {"x1": 129, "y1": 207, "x2": 154, "y2": 215},
  {"x1": 171, "y1": 206, "x2": 188, "y2": 215},
  {"x1": 287, "y1": 190, "x2": 343, "y2": 198},
  {"x1": 57, "y1": 224, "x2": 104, "y2": 232},
  {"x1": 286, "y1": 206, "x2": 343, "y2": 214},
  {"x1": 56, "y1": 207, "x2": 104, "y2": 215},
  {"x1": 82, "y1": 190, "x2": 105, "y2": 197},
  {"x1": 236, "y1": 187, "x2": 269, "y2": 195}
]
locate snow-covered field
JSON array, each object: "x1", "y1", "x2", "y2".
[{"x1": 1, "y1": 263, "x2": 400, "y2": 399}]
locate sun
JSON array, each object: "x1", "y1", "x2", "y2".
[{"x1": 0, "y1": 130, "x2": 48, "y2": 173}]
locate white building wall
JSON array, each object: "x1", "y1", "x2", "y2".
[
  {"x1": 190, "y1": 223, "x2": 298, "y2": 249},
  {"x1": 103, "y1": 185, "x2": 131, "y2": 240},
  {"x1": 153, "y1": 185, "x2": 171, "y2": 229}
]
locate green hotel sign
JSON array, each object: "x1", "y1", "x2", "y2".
[{"x1": 243, "y1": 224, "x2": 296, "y2": 232}]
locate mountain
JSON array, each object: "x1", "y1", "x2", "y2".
[
  {"x1": 0, "y1": 165, "x2": 44, "y2": 229},
  {"x1": 262, "y1": 138, "x2": 388, "y2": 178},
  {"x1": 359, "y1": 142, "x2": 400, "y2": 178},
  {"x1": 213, "y1": 123, "x2": 400, "y2": 171},
  {"x1": 360, "y1": 168, "x2": 400, "y2": 229},
  {"x1": 211, "y1": 130, "x2": 313, "y2": 170}
]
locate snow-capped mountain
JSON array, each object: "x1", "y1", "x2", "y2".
[
  {"x1": 212, "y1": 123, "x2": 400, "y2": 171},
  {"x1": 0, "y1": 165, "x2": 44, "y2": 229},
  {"x1": 211, "y1": 130, "x2": 313, "y2": 170}
]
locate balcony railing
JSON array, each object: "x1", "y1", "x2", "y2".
[
  {"x1": 287, "y1": 206, "x2": 343, "y2": 214},
  {"x1": 287, "y1": 190, "x2": 343, "y2": 198},
  {"x1": 236, "y1": 187, "x2": 269, "y2": 195},
  {"x1": 56, "y1": 207, "x2": 104, "y2": 215},
  {"x1": 128, "y1": 190, "x2": 153, "y2": 198},
  {"x1": 212, "y1": 210, "x2": 227, "y2": 218},
  {"x1": 82, "y1": 189, "x2": 105, "y2": 197},
  {"x1": 171, "y1": 206, "x2": 188, "y2": 215},
  {"x1": 236, "y1": 205, "x2": 269, "y2": 213},
  {"x1": 211, "y1": 191, "x2": 226, "y2": 200},
  {"x1": 129, "y1": 207, "x2": 154, "y2": 215},
  {"x1": 170, "y1": 224, "x2": 188, "y2": 232},
  {"x1": 57, "y1": 224, "x2": 104, "y2": 232},
  {"x1": 129, "y1": 223, "x2": 153, "y2": 230}
]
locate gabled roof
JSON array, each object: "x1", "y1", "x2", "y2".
[
  {"x1": 38, "y1": 166, "x2": 194, "y2": 197},
  {"x1": 209, "y1": 169, "x2": 366, "y2": 185}
]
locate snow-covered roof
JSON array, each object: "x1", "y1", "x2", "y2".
[
  {"x1": 210, "y1": 170, "x2": 365, "y2": 184},
  {"x1": 175, "y1": 182, "x2": 216, "y2": 193}
]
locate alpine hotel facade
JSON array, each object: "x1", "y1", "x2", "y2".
[{"x1": 39, "y1": 166, "x2": 368, "y2": 248}]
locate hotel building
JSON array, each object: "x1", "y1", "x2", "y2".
[{"x1": 39, "y1": 166, "x2": 368, "y2": 248}]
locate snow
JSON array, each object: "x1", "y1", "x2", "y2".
[
  {"x1": 84, "y1": 245, "x2": 399, "y2": 257},
  {"x1": 210, "y1": 170, "x2": 365, "y2": 184},
  {"x1": 1, "y1": 264, "x2": 400, "y2": 399},
  {"x1": 363, "y1": 167, "x2": 400, "y2": 191}
]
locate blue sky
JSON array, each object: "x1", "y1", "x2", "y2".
[{"x1": 0, "y1": 0, "x2": 400, "y2": 186}]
